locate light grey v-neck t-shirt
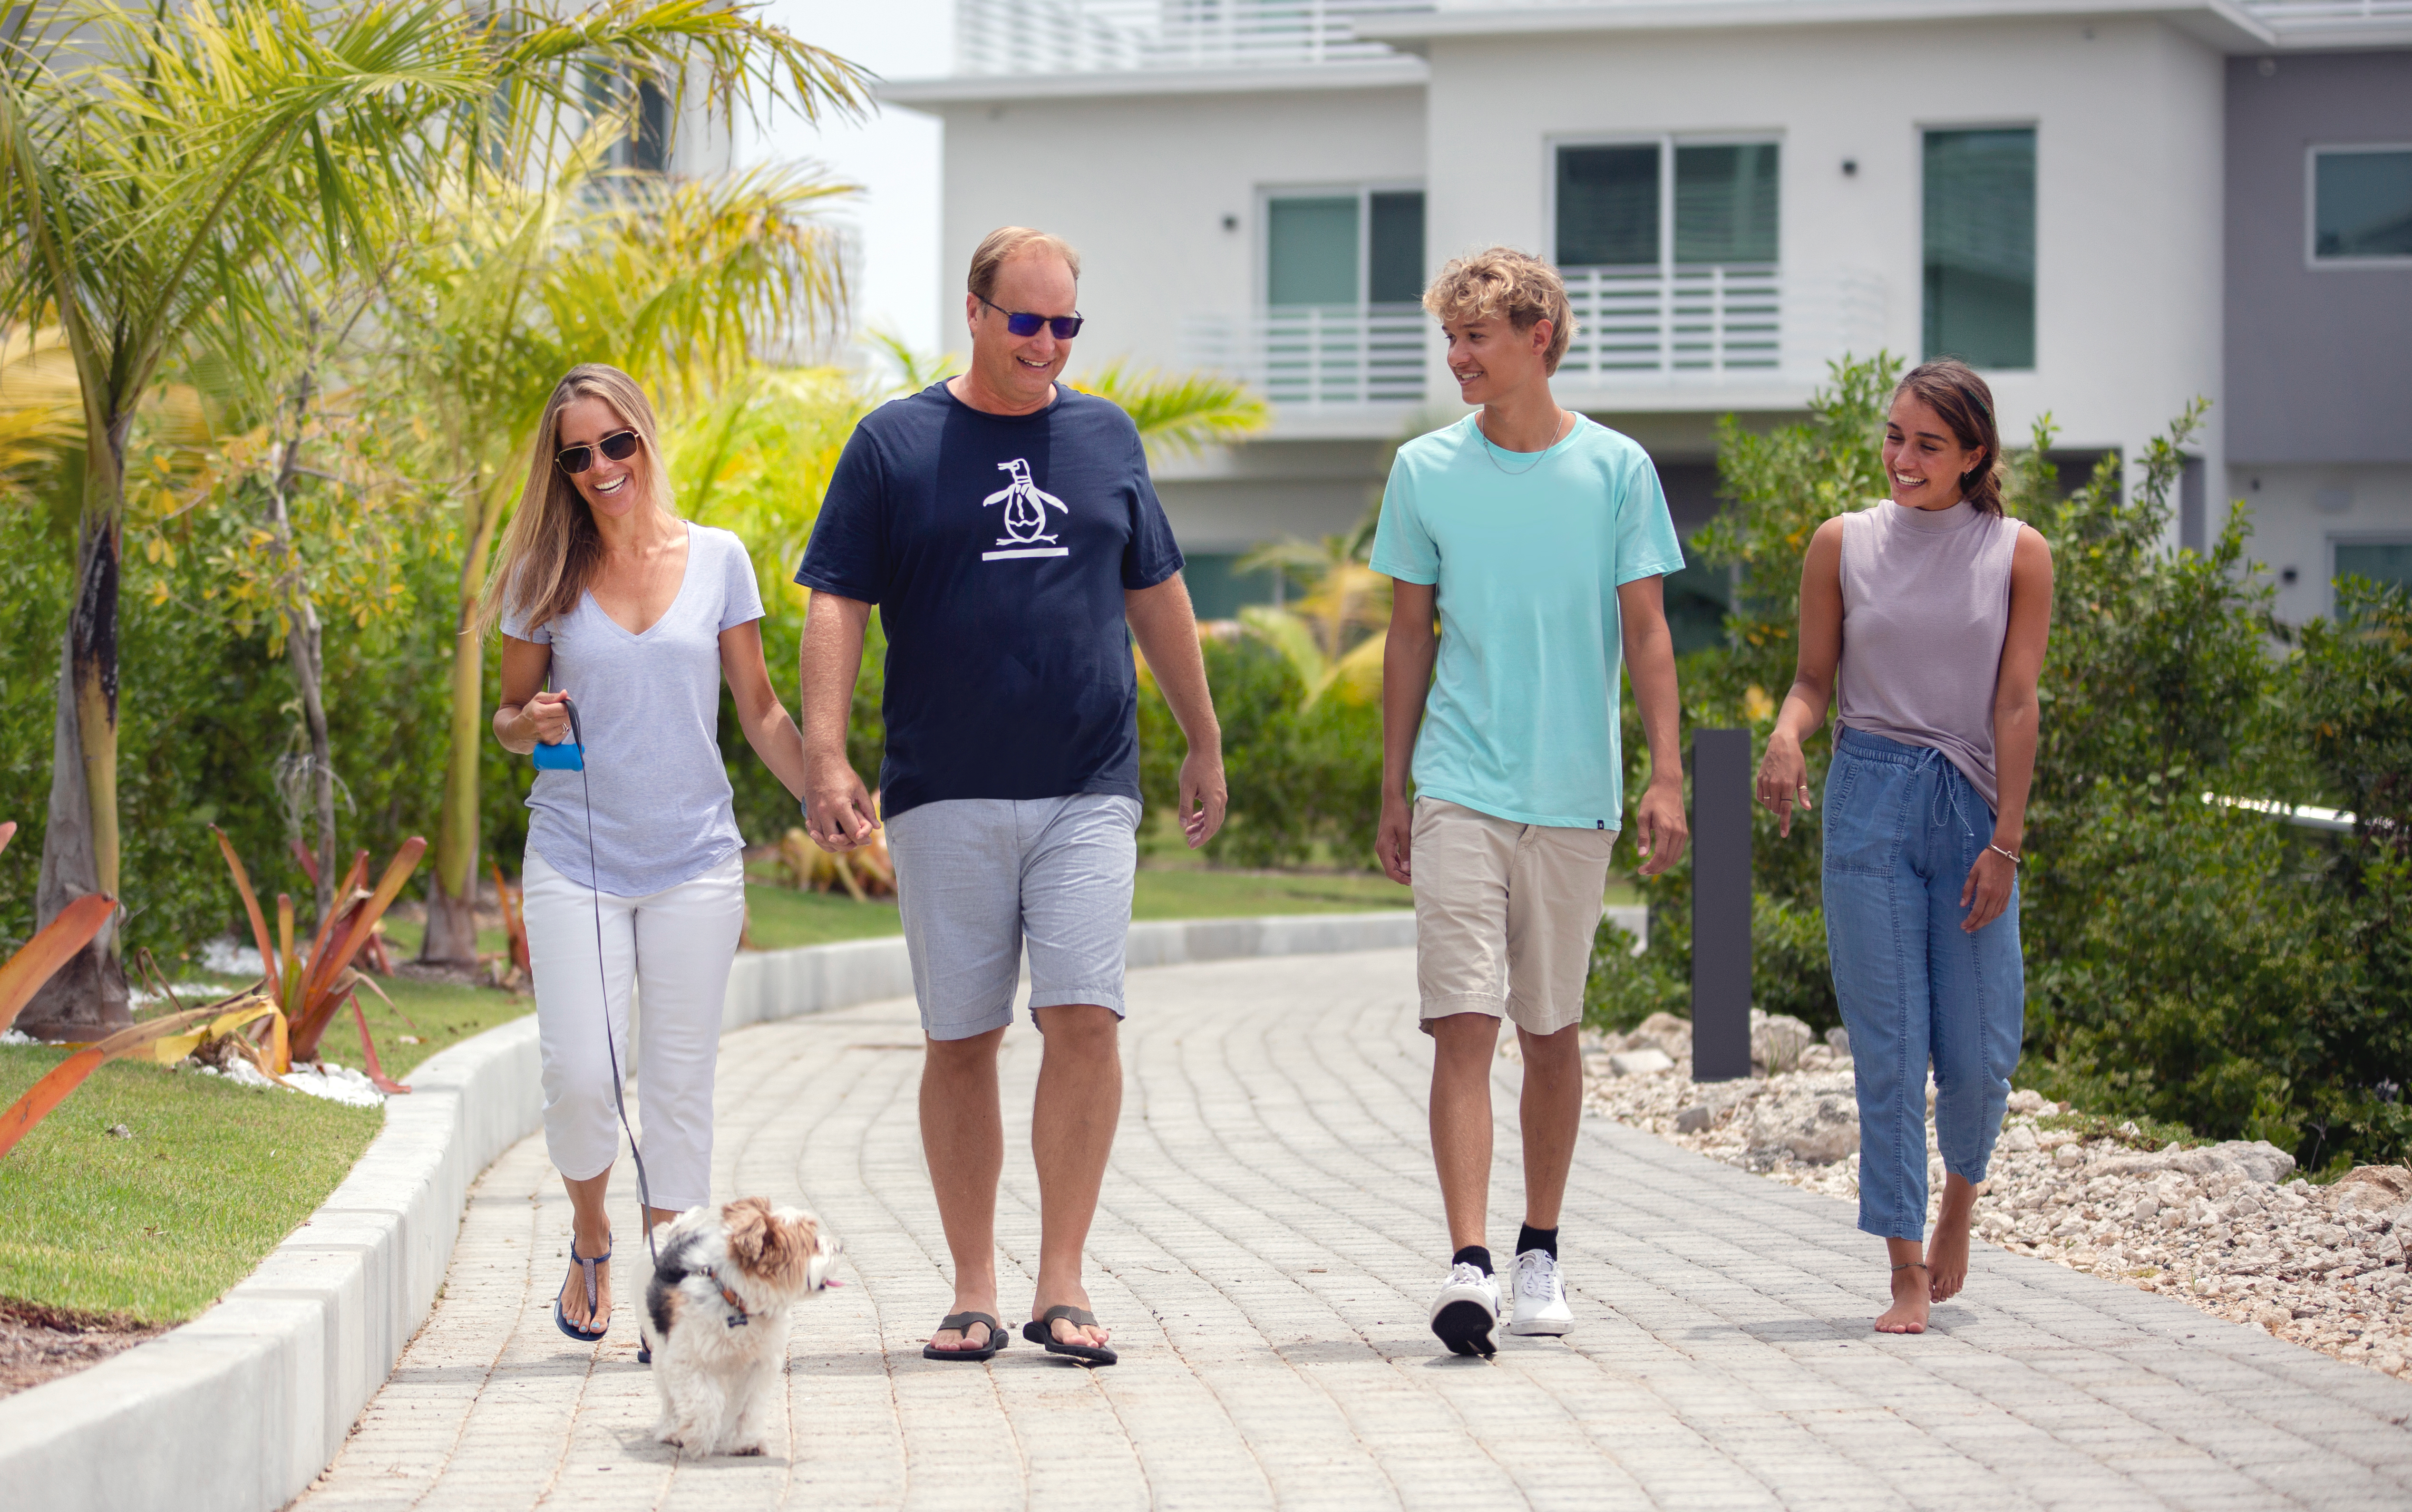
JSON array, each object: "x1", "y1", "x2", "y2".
[{"x1": 502, "y1": 523, "x2": 764, "y2": 896}]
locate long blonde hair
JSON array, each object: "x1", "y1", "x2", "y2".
[{"x1": 481, "y1": 365, "x2": 675, "y2": 639}]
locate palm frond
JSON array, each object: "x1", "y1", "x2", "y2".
[{"x1": 1071, "y1": 359, "x2": 1267, "y2": 457}]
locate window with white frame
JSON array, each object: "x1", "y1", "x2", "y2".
[
  {"x1": 1554, "y1": 139, "x2": 1780, "y2": 271},
  {"x1": 2334, "y1": 538, "x2": 2412, "y2": 594},
  {"x1": 1549, "y1": 137, "x2": 1782, "y2": 378},
  {"x1": 2310, "y1": 145, "x2": 2412, "y2": 265},
  {"x1": 1924, "y1": 127, "x2": 2036, "y2": 371},
  {"x1": 1263, "y1": 186, "x2": 1425, "y2": 309},
  {"x1": 1240, "y1": 186, "x2": 1428, "y2": 407}
]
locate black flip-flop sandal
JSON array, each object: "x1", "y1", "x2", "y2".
[
  {"x1": 1023, "y1": 1305, "x2": 1118, "y2": 1367},
  {"x1": 553, "y1": 1245, "x2": 610, "y2": 1343},
  {"x1": 922, "y1": 1311, "x2": 1008, "y2": 1362}
]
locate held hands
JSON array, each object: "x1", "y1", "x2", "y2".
[
  {"x1": 1960, "y1": 845, "x2": 2017, "y2": 933},
  {"x1": 1632, "y1": 775, "x2": 1689, "y2": 877},
  {"x1": 1755, "y1": 731, "x2": 1811, "y2": 837},
  {"x1": 803, "y1": 748, "x2": 880, "y2": 853},
  {"x1": 1178, "y1": 748, "x2": 1229, "y2": 850}
]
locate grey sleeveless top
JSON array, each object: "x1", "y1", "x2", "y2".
[{"x1": 1835, "y1": 499, "x2": 2023, "y2": 810}]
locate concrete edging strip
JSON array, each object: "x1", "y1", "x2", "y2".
[{"x1": 0, "y1": 909, "x2": 1416, "y2": 1512}]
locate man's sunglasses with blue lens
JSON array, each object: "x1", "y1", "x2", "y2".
[
  {"x1": 978, "y1": 295, "x2": 1084, "y2": 341},
  {"x1": 555, "y1": 429, "x2": 642, "y2": 475}
]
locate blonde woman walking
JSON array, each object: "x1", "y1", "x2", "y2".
[
  {"x1": 1756, "y1": 359, "x2": 2052, "y2": 1334},
  {"x1": 487, "y1": 364, "x2": 810, "y2": 1343}
]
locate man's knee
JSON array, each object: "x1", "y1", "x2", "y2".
[
  {"x1": 924, "y1": 1024, "x2": 1006, "y2": 1073},
  {"x1": 1429, "y1": 1010, "x2": 1501, "y2": 1066},
  {"x1": 1517, "y1": 1021, "x2": 1581, "y2": 1070},
  {"x1": 1032, "y1": 1002, "x2": 1119, "y2": 1059}
]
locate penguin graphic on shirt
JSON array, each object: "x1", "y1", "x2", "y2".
[{"x1": 984, "y1": 458, "x2": 1067, "y2": 547}]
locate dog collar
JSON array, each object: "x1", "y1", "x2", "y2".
[{"x1": 700, "y1": 1265, "x2": 751, "y2": 1328}]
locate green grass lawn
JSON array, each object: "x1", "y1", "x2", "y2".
[{"x1": 0, "y1": 972, "x2": 525, "y2": 1321}]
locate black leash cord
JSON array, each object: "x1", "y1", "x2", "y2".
[{"x1": 565, "y1": 697, "x2": 661, "y2": 1275}]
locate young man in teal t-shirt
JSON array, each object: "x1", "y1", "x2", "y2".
[{"x1": 1371, "y1": 247, "x2": 1690, "y2": 1356}]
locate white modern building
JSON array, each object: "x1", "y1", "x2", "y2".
[{"x1": 885, "y1": 0, "x2": 2412, "y2": 635}]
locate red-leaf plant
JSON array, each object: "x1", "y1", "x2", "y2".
[{"x1": 211, "y1": 827, "x2": 426, "y2": 1068}]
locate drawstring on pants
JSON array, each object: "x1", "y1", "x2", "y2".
[{"x1": 1918, "y1": 747, "x2": 1977, "y2": 839}]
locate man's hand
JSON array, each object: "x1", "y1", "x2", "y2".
[
  {"x1": 1375, "y1": 793, "x2": 1413, "y2": 885},
  {"x1": 1177, "y1": 747, "x2": 1228, "y2": 849},
  {"x1": 803, "y1": 750, "x2": 879, "y2": 853},
  {"x1": 1632, "y1": 774, "x2": 1689, "y2": 877}
]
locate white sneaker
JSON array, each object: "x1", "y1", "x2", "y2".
[
  {"x1": 1429, "y1": 1261, "x2": 1501, "y2": 1357},
  {"x1": 1507, "y1": 1249, "x2": 1573, "y2": 1336}
]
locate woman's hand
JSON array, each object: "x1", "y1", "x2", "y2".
[
  {"x1": 1960, "y1": 846, "x2": 2017, "y2": 933},
  {"x1": 804, "y1": 748, "x2": 879, "y2": 853},
  {"x1": 521, "y1": 690, "x2": 574, "y2": 747},
  {"x1": 1755, "y1": 730, "x2": 1813, "y2": 838},
  {"x1": 494, "y1": 686, "x2": 573, "y2": 755}
]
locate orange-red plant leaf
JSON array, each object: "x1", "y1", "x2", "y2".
[
  {"x1": 350, "y1": 997, "x2": 409, "y2": 1095},
  {"x1": 0, "y1": 820, "x2": 16, "y2": 858},
  {"x1": 299, "y1": 853, "x2": 371, "y2": 1010},
  {"x1": 0, "y1": 894, "x2": 115, "y2": 1036},
  {"x1": 313, "y1": 838, "x2": 425, "y2": 999},
  {"x1": 290, "y1": 838, "x2": 320, "y2": 888},
  {"x1": 211, "y1": 827, "x2": 277, "y2": 994}
]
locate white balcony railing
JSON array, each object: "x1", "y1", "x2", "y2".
[
  {"x1": 1555, "y1": 265, "x2": 1887, "y2": 388},
  {"x1": 955, "y1": 0, "x2": 1425, "y2": 76},
  {"x1": 2241, "y1": 0, "x2": 2412, "y2": 33},
  {"x1": 1182, "y1": 305, "x2": 1430, "y2": 409},
  {"x1": 1183, "y1": 270, "x2": 1886, "y2": 413}
]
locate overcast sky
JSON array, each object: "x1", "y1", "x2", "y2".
[{"x1": 738, "y1": 2, "x2": 954, "y2": 357}]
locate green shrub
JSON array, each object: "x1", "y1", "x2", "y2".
[{"x1": 1138, "y1": 633, "x2": 1382, "y2": 870}]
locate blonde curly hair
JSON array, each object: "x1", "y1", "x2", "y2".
[{"x1": 1422, "y1": 247, "x2": 1576, "y2": 375}]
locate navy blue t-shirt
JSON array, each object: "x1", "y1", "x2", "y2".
[{"x1": 795, "y1": 382, "x2": 1184, "y2": 820}]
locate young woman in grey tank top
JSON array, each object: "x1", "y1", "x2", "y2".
[
  {"x1": 485, "y1": 366, "x2": 811, "y2": 1345},
  {"x1": 1754, "y1": 359, "x2": 2055, "y2": 1334}
]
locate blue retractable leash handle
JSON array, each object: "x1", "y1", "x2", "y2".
[{"x1": 545, "y1": 692, "x2": 662, "y2": 1360}]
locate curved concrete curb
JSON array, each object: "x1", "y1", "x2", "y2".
[{"x1": 0, "y1": 910, "x2": 1415, "y2": 1512}]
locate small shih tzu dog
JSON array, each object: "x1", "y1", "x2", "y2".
[{"x1": 640, "y1": 1197, "x2": 840, "y2": 1456}]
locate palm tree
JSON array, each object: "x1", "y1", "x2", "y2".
[
  {"x1": 0, "y1": 0, "x2": 868, "y2": 1030},
  {"x1": 398, "y1": 157, "x2": 857, "y2": 963}
]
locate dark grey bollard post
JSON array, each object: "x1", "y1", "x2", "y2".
[{"x1": 1691, "y1": 727, "x2": 1752, "y2": 1081}]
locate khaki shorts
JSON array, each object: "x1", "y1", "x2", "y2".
[{"x1": 1412, "y1": 797, "x2": 1618, "y2": 1037}]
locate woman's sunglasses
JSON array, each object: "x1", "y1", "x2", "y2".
[
  {"x1": 977, "y1": 294, "x2": 1084, "y2": 340},
  {"x1": 555, "y1": 429, "x2": 641, "y2": 475}
]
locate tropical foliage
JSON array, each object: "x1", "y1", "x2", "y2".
[{"x1": 1585, "y1": 353, "x2": 2412, "y2": 1172}]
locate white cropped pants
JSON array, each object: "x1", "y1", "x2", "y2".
[{"x1": 522, "y1": 850, "x2": 745, "y2": 1212}]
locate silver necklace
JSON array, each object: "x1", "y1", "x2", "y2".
[{"x1": 1478, "y1": 410, "x2": 1573, "y2": 476}]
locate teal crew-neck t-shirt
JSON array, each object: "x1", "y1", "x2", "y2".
[{"x1": 1369, "y1": 414, "x2": 1684, "y2": 830}]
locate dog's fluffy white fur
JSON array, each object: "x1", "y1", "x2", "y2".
[{"x1": 639, "y1": 1197, "x2": 838, "y2": 1456}]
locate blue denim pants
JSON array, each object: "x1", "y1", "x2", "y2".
[{"x1": 1822, "y1": 727, "x2": 2025, "y2": 1240}]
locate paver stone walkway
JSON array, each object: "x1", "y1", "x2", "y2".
[{"x1": 299, "y1": 949, "x2": 2412, "y2": 1511}]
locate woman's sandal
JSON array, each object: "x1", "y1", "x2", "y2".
[
  {"x1": 553, "y1": 1245, "x2": 611, "y2": 1343},
  {"x1": 1023, "y1": 1305, "x2": 1118, "y2": 1367},
  {"x1": 922, "y1": 1311, "x2": 1008, "y2": 1362}
]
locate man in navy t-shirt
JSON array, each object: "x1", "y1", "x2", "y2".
[{"x1": 796, "y1": 227, "x2": 1226, "y2": 1367}]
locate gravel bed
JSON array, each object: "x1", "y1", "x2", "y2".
[{"x1": 1569, "y1": 1011, "x2": 2412, "y2": 1379}]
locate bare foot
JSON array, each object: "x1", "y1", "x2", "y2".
[
  {"x1": 1928, "y1": 1173, "x2": 1977, "y2": 1303},
  {"x1": 1033, "y1": 1289, "x2": 1111, "y2": 1351},
  {"x1": 1874, "y1": 1263, "x2": 1929, "y2": 1333},
  {"x1": 928, "y1": 1298, "x2": 1001, "y2": 1353}
]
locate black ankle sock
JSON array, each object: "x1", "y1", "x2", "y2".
[
  {"x1": 1516, "y1": 1224, "x2": 1558, "y2": 1260},
  {"x1": 1451, "y1": 1245, "x2": 1493, "y2": 1276}
]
